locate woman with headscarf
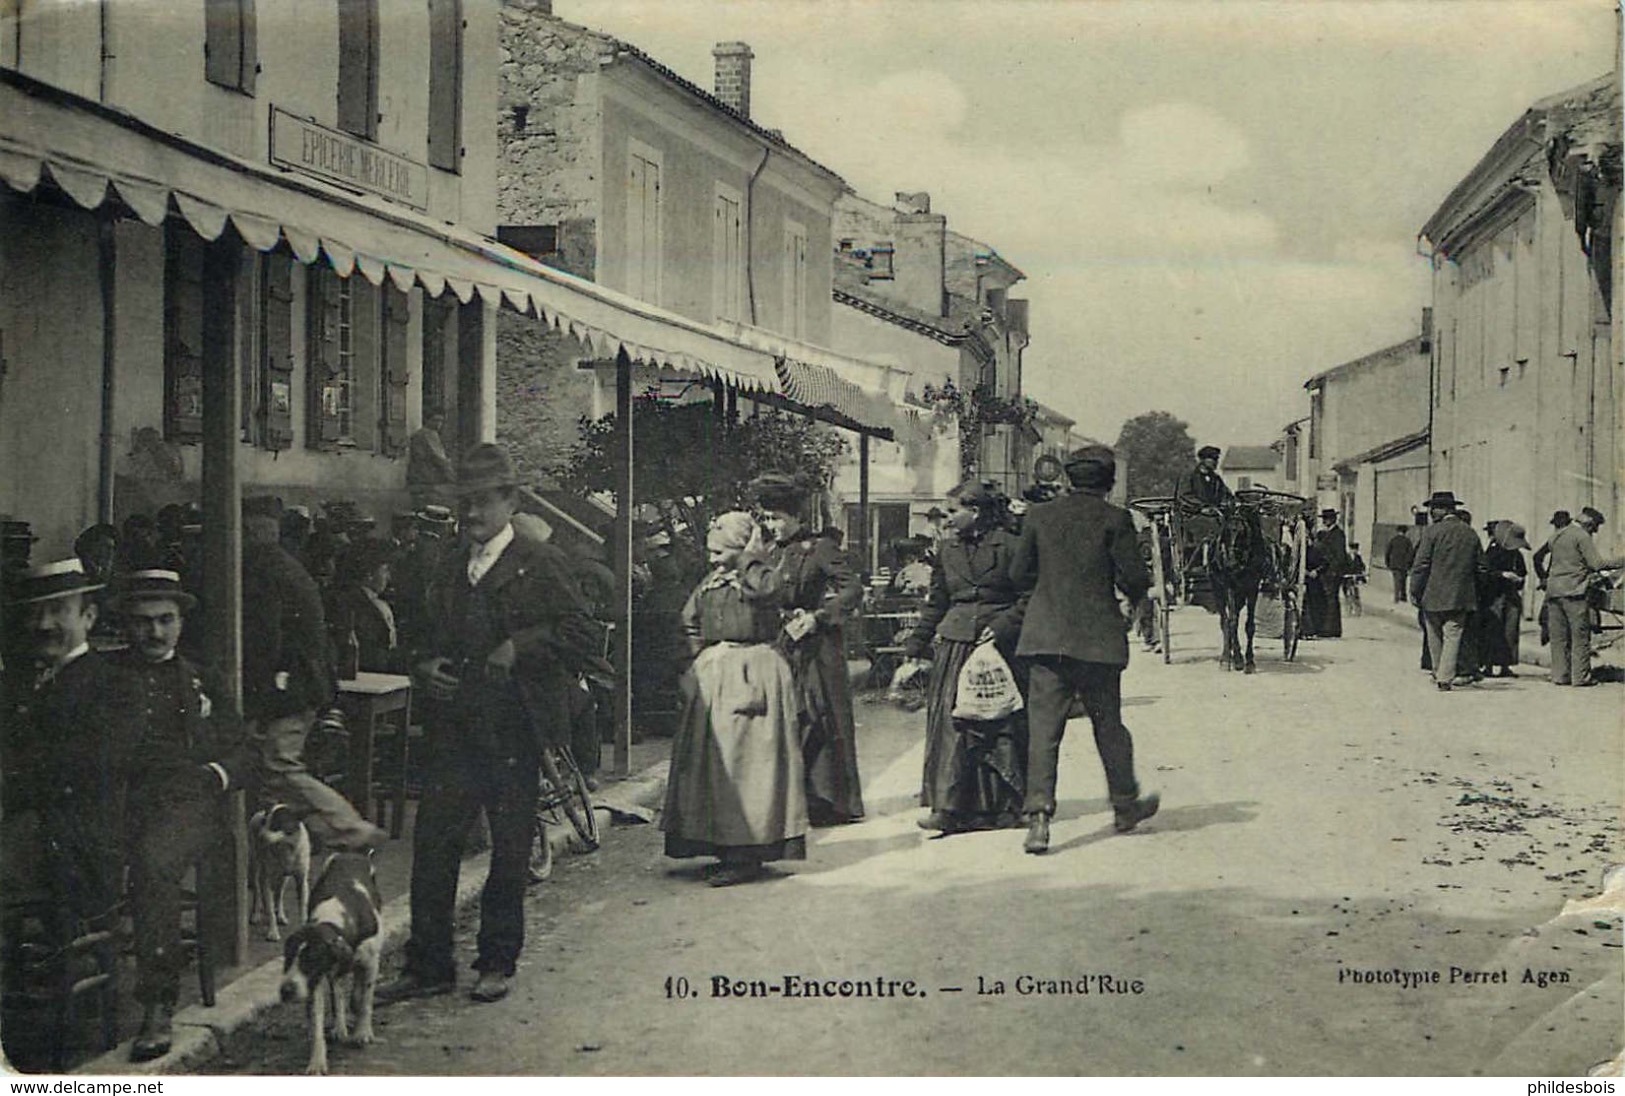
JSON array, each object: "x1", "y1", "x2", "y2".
[
  {"x1": 751, "y1": 473, "x2": 865, "y2": 826},
  {"x1": 661, "y1": 511, "x2": 806, "y2": 886},
  {"x1": 1481, "y1": 520, "x2": 1530, "y2": 677},
  {"x1": 900, "y1": 481, "x2": 1028, "y2": 833}
]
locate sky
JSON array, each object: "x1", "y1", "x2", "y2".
[{"x1": 554, "y1": 0, "x2": 1617, "y2": 447}]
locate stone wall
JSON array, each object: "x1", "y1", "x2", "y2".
[
  {"x1": 495, "y1": 310, "x2": 598, "y2": 482},
  {"x1": 498, "y1": 2, "x2": 610, "y2": 243}
]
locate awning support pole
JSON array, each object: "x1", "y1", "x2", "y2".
[
  {"x1": 96, "y1": 211, "x2": 116, "y2": 524},
  {"x1": 858, "y1": 433, "x2": 871, "y2": 576},
  {"x1": 611, "y1": 348, "x2": 633, "y2": 777},
  {"x1": 200, "y1": 231, "x2": 247, "y2": 968}
]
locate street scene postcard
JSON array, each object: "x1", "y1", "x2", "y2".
[{"x1": 0, "y1": 0, "x2": 1621, "y2": 1081}]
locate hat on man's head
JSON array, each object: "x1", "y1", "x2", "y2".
[
  {"x1": 107, "y1": 569, "x2": 197, "y2": 612},
  {"x1": 924, "y1": 506, "x2": 948, "y2": 520},
  {"x1": 455, "y1": 444, "x2": 521, "y2": 495},
  {"x1": 1581, "y1": 506, "x2": 1606, "y2": 527},
  {"x1": 749, "y1": 472, "x2": 809, "y2": 513},
  {"x1": 1197, "y1": 445, "x2": 1222, "y2": 460},
  {"x1": 4, "y1": 558, "x2": 105, "y2": 606},
  {"x1": 1066, "y1": 443, "x2": 1117, "y2": 468},
  {"x1": 1551, "y1": 510, "x2": 1571, "y2": 526},
  {"x1": 1424, "y1": 490, "x2": 1460, "y2": 511},
  {"x1": 948, "y1": 478, "x2": 1005, "y2": 508},
  {"x1": 1320, "y1": 508, "x2": 1338, "y2": 520}
]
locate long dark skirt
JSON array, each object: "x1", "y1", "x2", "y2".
[
  {"x1": 1316, "y1": 577, "x2": 1343, "y2": 637},
  {"x1": 919, "y1": 639, "x2": 1026, "y2": 827},
  {"x1": 1481, "y1": 594, "x2": 1521, "y2": 669},
  {"x1": 781, "y1": 627, "x2": 865, "y2": 824}
]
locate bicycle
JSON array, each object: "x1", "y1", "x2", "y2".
[{"x1": 528, "y1": 737, "x2": 599, "y2": 883}]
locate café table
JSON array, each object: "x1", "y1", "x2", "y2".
[{"x1": 335, "y1": 672, "x2": 413, "y2": 837}]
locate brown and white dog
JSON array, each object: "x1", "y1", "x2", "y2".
[
  {"x1": 279, "y1": 852, "x2": 383, "y2": 1075},
  {"x1": 248, "y1": 804, "x2": 312, "y2": 942}
]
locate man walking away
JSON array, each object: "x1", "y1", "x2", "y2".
[
  {"x1": 1409, "y1": 491, "x2": 1483, "y2": 691},
  {"x1": 1544, "y1": 506, "x2": 1624, "y2": 686},
  {"x1": 1010, "y1": 444, "x2": 1160, "y2": 855},
  {"x1": 241, "y1": 496, "x2": 384, "y2": 851},
  {"x1": 1384, "y1": 526, "x2": 1415, "y2": 604}
]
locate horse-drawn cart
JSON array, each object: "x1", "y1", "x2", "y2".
[{"x1": 1130, "y1": 490, "x2": 1309, "y2": 668}]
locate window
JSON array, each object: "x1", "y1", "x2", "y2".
[
  {"x1": 205, "y1": 0, "x2": 257, "y2": 93},
  {"x1": 337, "y1": 0, "x2": 379, "y2": 140},
  {"x1": 258, "y1": 253, "x2": 295, "y2": 450},
  {"x1": 306, "y1": 267, "x2": 407, "y2": 453},
  {"x1": 427, "y1": 0, "x2": 462, "y2": 171},
  {"x1": 868, "y1": 242, "x2": 894, "y2": 280},
  {"x1": 422, "y1": 293, "x2": 453, "y2": 424},
  {"x1": 625, "y1": 141, "x2": 662, "y2": 303},
  {"x1": 783, "y1": 220, "x2": 808, "y2": 339},
  {"x1": 713, "y1": 184, "x2": 744, "y2": 322},
  {"x1": 163, "y1": 225, "x2": 205, "y2": 443}
]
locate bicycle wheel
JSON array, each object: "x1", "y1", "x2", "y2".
[
  {"x1": 527, "y1": 806, "x2": 554, "y2": 883},
  {"x1": 1283, "y1": 599, "x2": 1300, "y2": 662},
  {"x1": 539, "y1": 743, "x2": 600, "y2": 852}
]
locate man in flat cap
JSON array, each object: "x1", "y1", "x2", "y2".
[
  {"x1": 1542, "y1": 505, "x2": 1624, "y2": 686},
  {"x1": 1010, "y1": 444, "x2": 1160, "y2": 854},
  {"x1": 382, "y1": 444, "x2": 596, "y2": 1005},
  {"x1": 1174, "y1": 445, "x2": 1235, "y2": 572},
  {"x1": 105, "y1": 570, "x2": 258, "y2": 1060}
]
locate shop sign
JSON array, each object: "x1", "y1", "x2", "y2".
[
  {"x1": 270, "y1": 107, "x2": 428, "y2": 211},
  {"x1": 1315, "y1": 474, "x2": 1339, "y2": 491}
]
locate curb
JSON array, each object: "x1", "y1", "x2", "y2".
[
  {"x1": 76, "y1": 850, "x2": 494, "y2": 1075},
  {"x1": 74, "y1": 759, "x2": 674, "y2": 1075}
]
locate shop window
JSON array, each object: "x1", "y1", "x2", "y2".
[
  {"x1": 308, "y1": 267, "x2": 377, "y2": 449},
  {"x1": 427, "y1": 0, "x2": 462, "y2": 172},
  {"x1": 163, "y1": 225, "x2": 205, "y2": 444},
  {"x1": 204, "y1": 0, "x2": 257, "y2": 94},
  {"x1": 337, "y1": 0, "x2": 379, "y2": 141}
]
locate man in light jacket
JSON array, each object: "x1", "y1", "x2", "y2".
[
  {"x1": 1543, "y1": 506, "x2": 1624, "y2": 686},
  {"x1": 1409, "y1": 491, "x2": 1483, "y2": 691}
]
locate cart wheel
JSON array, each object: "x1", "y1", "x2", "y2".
[{"x1": 1283, "y1": 603, "x2": 1299, "y2": 662}]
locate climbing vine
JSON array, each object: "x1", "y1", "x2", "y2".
[{"x1": 919, "y1": 379, "x2": 1041, "y2": 478}]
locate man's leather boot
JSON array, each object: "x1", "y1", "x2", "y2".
[
  {"x1": 1112, "y1": 791, "x2": 1161, "y2": 834},
  {"x1": 1023, "y1": 813, "x2": 1050, "y2": 854},
  {"x1": 130, "y1": 1000, "x2": 175, "y2": 1063}
]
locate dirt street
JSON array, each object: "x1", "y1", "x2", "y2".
[{"x1": 214, "y1": 609, "x2": 1621, "y2": 1076}]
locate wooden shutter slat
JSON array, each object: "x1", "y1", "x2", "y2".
[
  {"x1": 382, "y1": 286, "x2": 410, "y2": 455},
  {"x1": 427, "y1": 0, "x2": 462, "y2": 171},
  {"x1": 240, "y1": 0, "x2": 257, "y2": 94},
  {"x1": 204, "y1": 0, "x2": 241, "y2": 89},
  {"x1": 263, "y1": 256, "x2": 294, "y2": 450},
  {"x1": 308, "y1": 267, "x2": 343, "y2": 447},
  {"x1": 350, "y1": 279, "x2": 379, "y2": 450}
]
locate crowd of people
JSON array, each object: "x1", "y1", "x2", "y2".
[{"x1": 0, "y1": 444, "x2": 617, "y2": 1061}]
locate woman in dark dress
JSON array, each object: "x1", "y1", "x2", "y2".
[
  {"x1": 662, "y1": 512, "x2": 805, "y2": 886},
  {"x1": 900, "y1": 482, "x2": 1027, "y2": 834},
  {"x1": 1481, "y1": 520, "x2": 1530, "y2": 677},
  {"x1": 752, "y1": 474, "x2": 865, "y2": 826}
]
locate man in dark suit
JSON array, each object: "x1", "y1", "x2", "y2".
[
  {"x1": 241, "y1": 497, "x2": 383, "y2": 850},
  {"x1": 105, "y1": 570, "x2": 258, "y2": 1061},
  {"x1": 1010, "y1": 445, "x2": 1161, "y2": 855},
  {"x1": 1409, "y1": 491, "x2": 1484, "y2": 691},
  {"x1": 1311, "y1": 509, "x2": 1349, "y2": 638},
  {"x1": 1384, "y1": 526, "x2": 1416, "y2": 603},
  {"x1": 380, "y1": 445, "x2": 596, "y2": 1005}
]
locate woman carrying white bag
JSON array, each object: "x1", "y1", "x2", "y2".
[{"x1": 898, "y1": 481, "x2": 1029, "y2": 835}]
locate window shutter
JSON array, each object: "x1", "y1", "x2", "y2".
[
  {"x1": 164, "y1": 227, "x2": 205, "y2": 442},
  {"x1": 349, "y1": 279, "x2": 379, "y2": 450},
  {"x1": 240, "y1": 0, "x2": 257, "y2": 94},
  {"x1": 263, "y1": 255, "x2": 295, "y2": 450},
  {"x1": 204, "y1": 0, "x2": 242, "y2": 89},
  {"x1": 307, "y1": 267, "x2": 344, "y2": 448},
  {"x1": 337, "y1": 0, "x2": 377, "y2": 140},
  {"x1": 381, "y1": 286, "x2": 410, "y2": 456},
  {"x1": 427, "y1": 0, "x2": 462, "y2": 172}
]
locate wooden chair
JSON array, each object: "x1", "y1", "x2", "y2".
[{"x1": 1, "y1": 896, "x2": 125, "y2": 1072}]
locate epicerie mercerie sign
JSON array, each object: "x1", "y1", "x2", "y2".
[{"x1": 270, "y1": 107, "x2": 428, "y2": 211}]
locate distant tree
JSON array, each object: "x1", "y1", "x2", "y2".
[
  {"x1": 561, "y1": 394, "x2": 847, "y2": 564},
  {"x1": 1115, "y1": 411, "x2": 1197, "y2": 500}
]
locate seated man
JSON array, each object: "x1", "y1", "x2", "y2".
[
  {"x1": 1173, "y1": 445, "x2": 1235, "y2": 571},
  {"x1": 106, "y1": 570, "x2": 258, "y2": 1061}
]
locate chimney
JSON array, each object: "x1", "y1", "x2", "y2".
[{"x1": 712, "y1": 42, "x2": 753, "y2": 118}]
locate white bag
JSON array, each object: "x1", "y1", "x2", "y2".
[{"x1": 951, "y1": 642, "x2": 1024, "y2": 721}]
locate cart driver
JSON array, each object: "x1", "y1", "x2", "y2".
[{"x1": 1174, "y1": 445, "x2": 1235, "y2": 566}]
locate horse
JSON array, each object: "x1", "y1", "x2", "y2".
[{"x1": 1208, "y1": 502, "x2": 1273, "y2": 673}]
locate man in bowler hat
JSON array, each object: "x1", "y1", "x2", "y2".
[
  {"x1": 1010, "y1": 444, "x2": 1160, "y2": 854},
  {"x1": 1409, "y1": 491, "x2": 1483, "y2": 690},
  {"x1": 381, "y1": 444, "x2": 596, "y2": 1004}
]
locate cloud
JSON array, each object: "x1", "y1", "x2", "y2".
[{"x1": 871, "y1": 69, "x2": 970, "y2": 136}]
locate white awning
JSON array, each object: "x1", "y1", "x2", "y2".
[{"x1": 0, "y1": 71, "x2": 852, "y2": 411}]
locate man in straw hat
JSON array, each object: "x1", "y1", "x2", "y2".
[
  {"x1": 1542, "y1": 505, "x2": 1624, "y2": 686},
  {"x1": 1010, "y1": 444, "x2": 1161, "y2": 854},
  {"x1": 1409, "y1": 491, "x2": 1483, "y2": 691},
  {"x1": 381, "y1": 444, "x2": 597, "y2": 1005},
  {"x1": 104, "y1": 569, "x2": 258, "y2": 1061}
]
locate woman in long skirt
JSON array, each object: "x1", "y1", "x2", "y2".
[
  {"x1": 900, "y1": 481, "x2": 1027, "y2": 833},
  {"x1": 752, "y1": 474, "x2": 865, "y2": 826},
  {"x1": 1481, "y1": 520, "x2": 1530, "y2": 677},
  {"x1": 661, "y1": 512, "x2": 807, "y2": 886}
]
